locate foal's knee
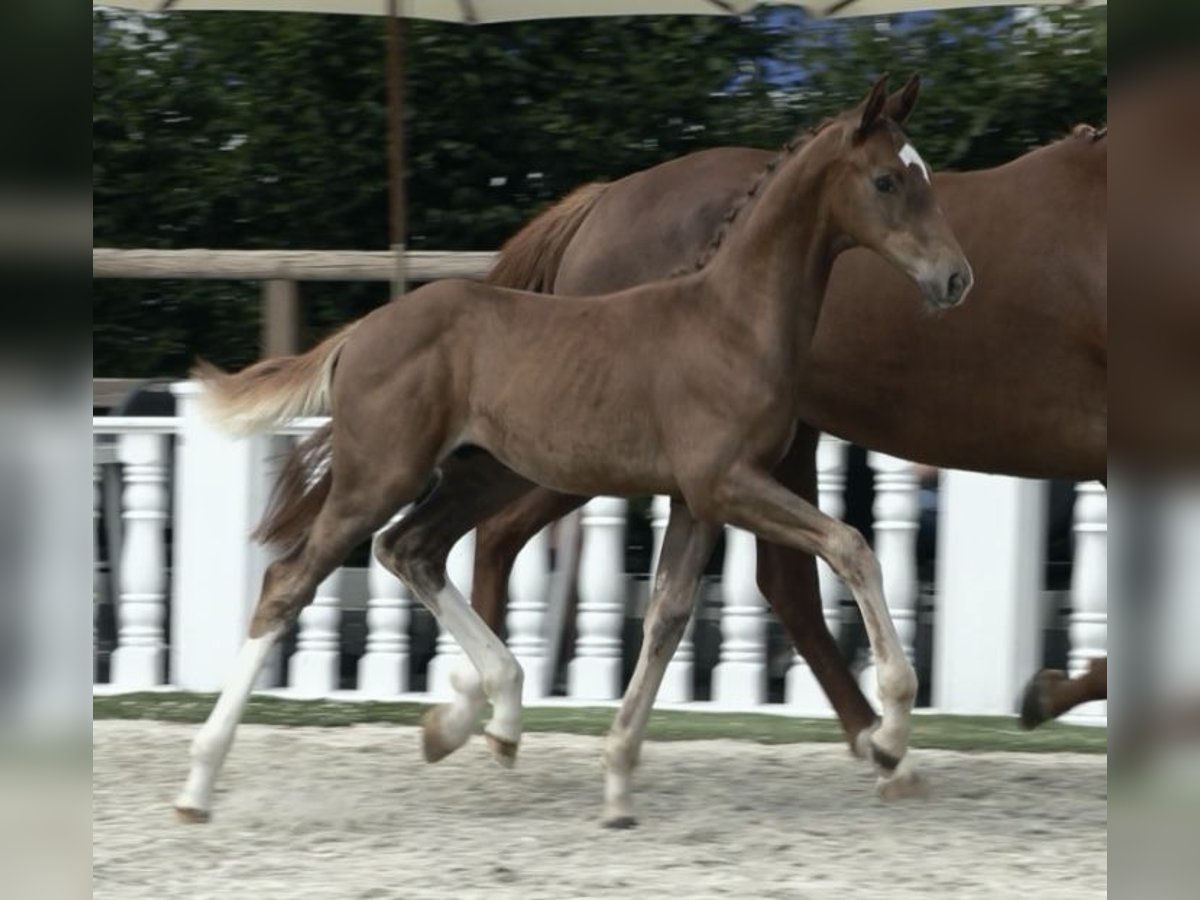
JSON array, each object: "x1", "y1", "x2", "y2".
[{"x1": 822, "y1": 524, "x2": 876, "y2": 587}]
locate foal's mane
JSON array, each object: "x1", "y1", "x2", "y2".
[{"x1": 674, "y1": 117, "x2": 837, "y2": 277}]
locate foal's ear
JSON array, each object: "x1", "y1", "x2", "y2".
[
  {"x1": 857, "y1": 74, "x2": 890, "y2": 139},
  {"x1": 884, "y1": 73, "x2": 921, "y2": 125}
]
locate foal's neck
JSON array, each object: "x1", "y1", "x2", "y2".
[{"x1": 703, "y1": 141, "x2": 841, "y2": 353}]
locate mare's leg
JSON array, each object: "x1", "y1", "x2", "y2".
[
  {"x1": 374, "y1": 451, "x2": 537, "y2": 766},
  {"x1": 602, "y1": 500, "x2": 719, "y2": 828},
  {"x1": 472, "y1": 484, "x2": 590, "y2": 633},
  {"x1": 694, "y1": 465, "x2": 919, "y2": 789},
  {"x1": 1019, "y1": 656, "x2": 1108, "y2": 729},
  {"x1": 173, "y1": 478, "x2": 404, "y2": 823},
  {"x1": 758, "y1": 430, "x2": 879, "y2": 755}
]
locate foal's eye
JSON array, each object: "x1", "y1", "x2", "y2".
[{"x1": 873, "y1": 174, "x2": 897, "y2": 194}]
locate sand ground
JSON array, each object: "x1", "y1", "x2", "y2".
[{"x1": 93, "y1": 720, "x2": 1107, "y2": 900}]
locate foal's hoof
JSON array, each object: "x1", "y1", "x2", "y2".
[
  {"x1": 421, "y1": 706, "x2": 462, "y2": 764},
  {"x1": 484, "y1": 732, "x2": 519, "y2": 768},
  {"x1": 1019, "y1": 669, "x2": 1064, "y2": 730},
  {"x1": 602, "y1": 815, "x2": 638, "y2": 830},
  {"x1": 877, "y1": 766, "x2": 931, "y2": 802},
  {"x1": 172, "y1": 805, "x2": 211, "y2": 825}
]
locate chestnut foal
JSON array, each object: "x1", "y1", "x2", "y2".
[{"x1": 176, "y1": 78, "x2": 971, "y2": 826}]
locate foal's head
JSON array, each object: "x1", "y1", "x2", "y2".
[{"x1": 816, "y1": 75, "x2": 973, "y2": 309}]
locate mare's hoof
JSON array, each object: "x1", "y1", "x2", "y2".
[
  {"x1": 602, "y1": 815, "x2": 638, "y2": 830},
  {"x1": 1019, "y1": 669, "x2": 1064, "y2": 730},
  {"x1": 172, "y1": 805, "x2": 211, "y2": 824},
  {"x1": 485, "y1": 732, "x2": 519, "y2": 768},
  {"x1": 421, "y1": 706, "x2": 461, "y2": 763}
]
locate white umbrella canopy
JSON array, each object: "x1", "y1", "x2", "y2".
[{"x1": 97, "y1": 1, "x2": 1104, "y2": 20}]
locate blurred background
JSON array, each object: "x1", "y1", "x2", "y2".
[{"x1": 92, "y1": 4, "x2": 1106, "y2": 375}]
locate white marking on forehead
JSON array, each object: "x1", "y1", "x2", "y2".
[{"x1": 899, "y1": 143, "x2": 931, "y2": 183}]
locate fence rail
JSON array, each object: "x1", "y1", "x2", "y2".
[{"x1": 92, "y1": 248, "x2": 495, "y2": 282}]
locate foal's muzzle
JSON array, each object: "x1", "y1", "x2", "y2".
[{"x1": 920, "y1": 261, "x2": 974, "y2": 310}]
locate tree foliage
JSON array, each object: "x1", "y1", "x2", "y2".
[{"x1": 93, "y1": 7, "x2": 1105, "y2": 377}]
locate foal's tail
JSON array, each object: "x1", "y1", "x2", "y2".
[
  {"x1": 191, "y1": 322, "x2": 359, "y2": 437},
  {"x1": 487, "y1": 182, "x2": 608, "y2": 292},
  {"x1": 191, "y1": 323, "x2": 359, "y2": 550}
]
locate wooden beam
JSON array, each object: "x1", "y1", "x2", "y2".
[
  {"x1": 92, "y1": 248, "x2": 495, "y2": 282},
  {"x1": 261, "y1": 279, "x2": 301, "y2": 357}
]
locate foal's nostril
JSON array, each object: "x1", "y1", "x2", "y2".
[{"x1": 946, "y1": 272, "x2": 966, "y2": 304}]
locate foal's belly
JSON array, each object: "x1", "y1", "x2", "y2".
[{"x1": 464, "y1": 405, "x2": 678, "y2": 498}]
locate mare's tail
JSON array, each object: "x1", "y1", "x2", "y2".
[{"x1": 487, "y1": 182, "x2": 609, "y2": 292}]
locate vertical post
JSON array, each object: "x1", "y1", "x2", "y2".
[
  {"x1": 652, "y1": 495, "x2": 694, "y2": 703},
  {"x1": 712, "y1": 526, "x2": 766, "y2": 708},
  {"x1": 289, "y1": 566, "x2": 343, "y2": 696},
  {"x1": 933, "y1": 472, "x2": 1046, "y2": 714},
  {"x1": 93, "y1": 460, "x2": 104, "y2": 683},
  {"x1": 787, "y1": 435, "x2": 846, "y2": 712},
  {"x1": 426, "y1": 530, "x2": 474, "y2": 698},
  {"x1": 568, "y1": 497, "x2": 627, "y2": 700},
  {"x1": 1063, "y1": 481, "x2": 1107, "y2": 724},
  {"x1": 261, "y1": 279, "x2": 300, "y2": 358},
  {"x1": 508, "y1": 526, "x2": 551, "y2": 701},
  {"x1": 358, "y1": 515, "x2": 410, "y2": 697},
  {"x1": 170, "y1": 382, "x2": 273, "y2": 692},
  {"x1": 859, "y1": 452, "x2": 920, "y2": 704},
  {"x1": 386, "y1": 0, "x2": 408, "y2": 299},
  {"x1": 110, "y1": 433, "x2": 170, "y2": 688}
]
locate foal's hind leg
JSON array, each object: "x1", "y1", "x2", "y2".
[
  {"x1": 602, "y1": 499, "x2": 719, "y2": 827},
  {"x1": 373, "y1": 452, "x2": 536, "y2": 765},
  {"x1": 173, "y1": 490, "x2": 396, "y2": 823}
]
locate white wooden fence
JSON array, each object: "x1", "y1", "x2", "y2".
[{"x1": 92, "y1": 382, "x2": 1109, "y2": 724}]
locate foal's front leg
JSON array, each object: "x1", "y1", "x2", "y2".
[
  {"x1": 602, "y1": 500, "x2": 719, "y2": 827},
  {"x1": 699, "y1": 465, "x2": 923, "y2": 795}
]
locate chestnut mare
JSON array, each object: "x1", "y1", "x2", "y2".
[
  {"x1": 463, "y1": 89, "x2": 1108, "y2": 741},
  {"x1": 176, "y1": 78, "x2": 970, "y2": 826}
]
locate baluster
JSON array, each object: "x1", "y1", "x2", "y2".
[
  {"x1": 568, "y1": 497, "x2": 627, "y2": 700},
  {"x1": 859, "y1": 452, "x2": 921, "y2": 703},
  {"x1": 358, "y1": 514, "x2": 411, "y2": 697},
  {"x1": 508, "y1": 525, "x2": 551, "y2": 701},
  {"x1": 787, "y1": 435, "x2": 846, "y2": 712},
  {"x1": 649, "y1": 495, "x2": 694, "y2": 703},
  {"x1": 93, "y1": 460, "x2": 103, "y2": 683},
  {"x1": 426, "y1": 530, "x2": 474, "y2": 698},
  {"x1": 1065, "y1": 481, "x2": 1107, "y2": 722},
  {"x1": 713, "y1": 525, "x2": 766, "y2": 707},
  {"x1": 290, "y1": 566, "x2": 342, "y2": 695},
  {"x1": 110, "y1": 433, "x2": 169, "y2": 688}
]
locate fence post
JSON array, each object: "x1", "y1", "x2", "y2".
[
  {"x1": 652, "y1": 495, "x2": 694, "y2": 703},
  {"x1": 261, "y1": 279, "x2": 300, "y2": 357},
  {"x1": 110, "y1": 433, "x2": 170, "y2": 688},
  {"x1": 787, "y1": 435, "x2": 845, "y2": 712},
  {"x1": 713, "y1": 525, "x2": 767, "y2": 707},
  {"x1": 93, "y1": 461, "x2": 103, "y2": 682},
  {"x1": 859, "y1": 452, "x2": 920, "y2": 704},
  {"x1": 426, "y1": 530, "x2": 474, "y2": 699},
  {"x1": 289, "y1": 566, "x2": 343, "y2": 696},
  {"x1": 169, "y1": 382, "x2": 273, "y2": 691},
  {"x1": 358, "y1": 515, "x2": 410, "y2": 697},
  {"x1": 933, "y1": 472, "x2": 1046, "y2": 714},
  {"x1": 568, "y1": 497, "x2": 627, "y2": 700},
  {"x1": 1063, "y1": 481, "x2": 1107, "y2": 724},
  {"x1": 508, "y1": 525, "x2": 551, "y2": 701}
]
